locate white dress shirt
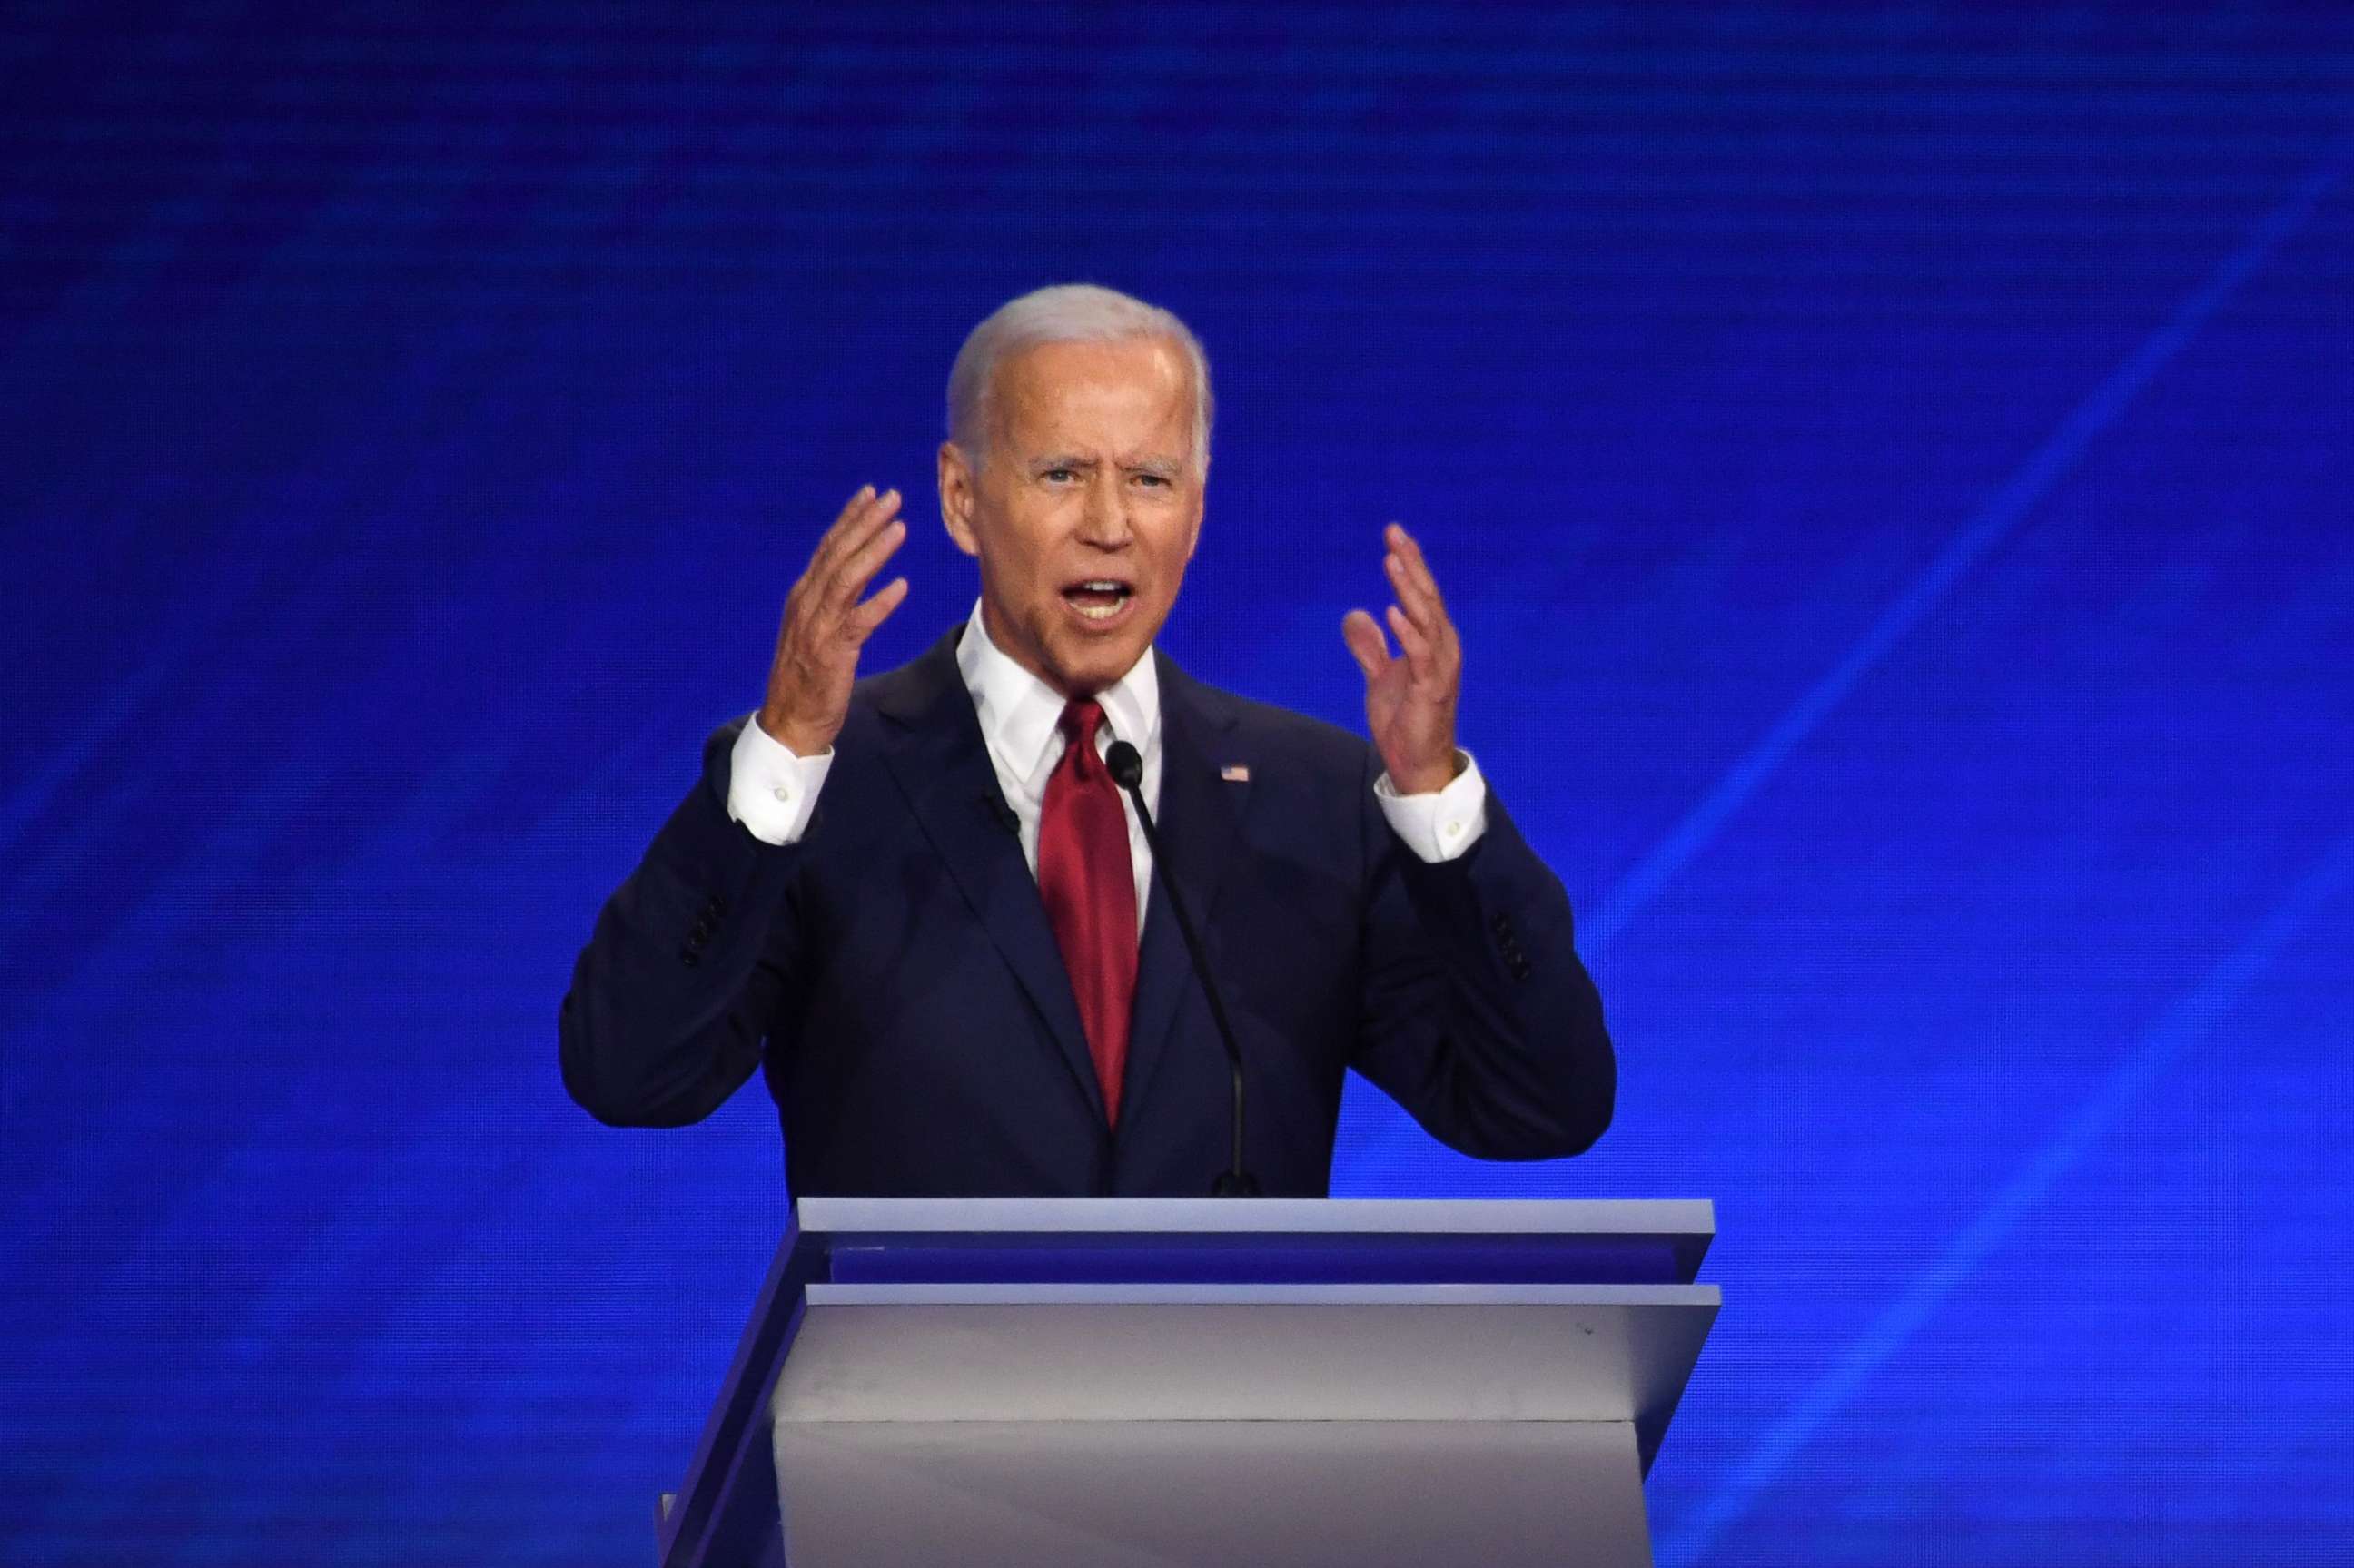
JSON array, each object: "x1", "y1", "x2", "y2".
[{"x1": 726, "y1": 602, "x2": 1490, "y2": 926}]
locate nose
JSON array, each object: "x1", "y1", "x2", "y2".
[{"x1": 1076, "y1": 472, "x2": 1132, "y2": 548}]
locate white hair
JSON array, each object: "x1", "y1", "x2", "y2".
[{"x1": 945, "y1": 282, "x2": 1213, "y2": 470}]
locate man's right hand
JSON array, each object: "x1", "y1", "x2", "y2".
[{"x1": 757, "y1": 485, "x2": 910, "y2": 757}]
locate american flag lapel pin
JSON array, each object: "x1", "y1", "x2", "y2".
[{"x1": 1221, "y1": 764, "x2": 1251, "y2": 783}]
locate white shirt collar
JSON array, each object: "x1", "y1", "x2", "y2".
[{"x1": 955, "y1": 597, "x2": 1160, "y2": 792}]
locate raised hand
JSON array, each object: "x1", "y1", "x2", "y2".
[
  {"x1": 757, "y1": 485, "x2": 910, "y2": 757},
  {"x1": 1341, "y1": 523, "x2": 1463, "y2": 795}
]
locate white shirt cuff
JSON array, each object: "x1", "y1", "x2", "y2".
[
  {"x1": 727, "y1": 716, "x2": 833, "y2": 846},
  {"x1": 1374, "y1": 750, "x2": 1489, "y2": 863}
]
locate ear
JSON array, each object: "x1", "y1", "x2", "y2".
[{"x1": 937, "y1": 440, "x2": 981, "y2": 558}]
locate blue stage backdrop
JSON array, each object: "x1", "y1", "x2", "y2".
[{"x1": 3, "y1": 5, "x2": 2349, "y2": 1563}]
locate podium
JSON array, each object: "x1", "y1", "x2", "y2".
[{"x1": 655, "y1": 1198, "x2": 1717, "y2": 1567}]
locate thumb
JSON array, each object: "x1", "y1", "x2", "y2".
[{"x1": 1341, "y1": 608, "x2": 1391, "y2": 682}]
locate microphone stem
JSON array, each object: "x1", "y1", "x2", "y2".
[{"x1": 1117, "y1": 778, "x2": 1257, "y2": 1198}]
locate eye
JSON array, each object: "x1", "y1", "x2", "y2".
[
  {"x1": 1132, "y1": 472, "x2": 1171, "y2": 488},
  {"x1": 1041, "y1": 468, "x2": 1077, "y2": 485}
]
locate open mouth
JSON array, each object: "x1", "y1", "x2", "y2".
[{"x1": 1060, "y1": 578, "x2": 1135, "y2": 623}]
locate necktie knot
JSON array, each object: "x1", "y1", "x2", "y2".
[{"x1": 1060, "y1": 699, "x2": 1107, "y2": 774}]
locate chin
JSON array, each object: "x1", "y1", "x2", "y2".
[{"x1": 1053, "y1": 648, "x2": 1140, "y2": 697}]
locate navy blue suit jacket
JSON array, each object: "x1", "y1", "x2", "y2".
[{"x1": 560, "y1": 628, "x2": 1613, "y2": 1197}]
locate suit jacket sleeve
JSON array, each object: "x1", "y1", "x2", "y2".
[
  {"x1": 559, "y1": 718, "x2": 801, "y2": 1126},
  {"x1": 1349, "y1": 751, "x2": 1616, "y2": 1159}
]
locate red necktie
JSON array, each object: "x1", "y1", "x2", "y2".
[{"x1": 1036, "y1": 699, "x2": 1138, "y2": 1125}]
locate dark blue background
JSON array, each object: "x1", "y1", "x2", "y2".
[{"x1": 4, "y1": 5, "x2": 2349, "y2": 1563}]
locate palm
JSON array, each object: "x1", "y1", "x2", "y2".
[
  {"x1": 758, "y1": 485, "x2": 910, "y2": 756},
  {"x1": 1342, "y1": 524, "x2": 1461, "y2": 795},
  {"x1": 1361, "y1": 654, "x2": 1425, "y2": 755}
]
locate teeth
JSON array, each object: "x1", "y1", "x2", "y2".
[{"x1": 1064, "y1": 579, "x2": 1131, "y2": 622}]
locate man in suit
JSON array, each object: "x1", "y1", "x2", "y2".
[{"x1": 560, "y1": 283, "x2": 1614, "y2": 1196}]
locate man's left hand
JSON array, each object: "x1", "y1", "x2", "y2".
[{"x1": 1343, "y1": 523, "x2": 1463, "y2": 795}]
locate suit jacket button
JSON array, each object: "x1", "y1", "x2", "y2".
[{"x1": 678, "y1": 947, "x2": 702, "y2": 968}]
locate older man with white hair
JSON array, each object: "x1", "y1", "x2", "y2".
[{"x1": 561, "y1": 283, "x2": 1614, "y2": 1197}]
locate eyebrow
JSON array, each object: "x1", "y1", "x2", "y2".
[{"x1": 1030, "y1": 454, "x2": 1187, "y2": 477}]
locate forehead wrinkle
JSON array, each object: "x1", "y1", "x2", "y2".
[{"x1": 989, "y1": 339, "x2": 1197, "y2": 468}]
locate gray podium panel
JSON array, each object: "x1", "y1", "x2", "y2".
[
  {"x1": 775, "y1": 1284, "x2": 1718, "y2": 1428},
  {"x1": 657, "y1": 1199, "x2": 1719, "y2": 1568},
  {"x1": 770, "y1": 1284, "x2": 1717, "y2": 1567},
  {"x1": 776, "y1": 1419, "x2": 1648, "y2": 1568}
]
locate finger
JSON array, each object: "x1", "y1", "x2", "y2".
[
  {"x1": 847, "y1": 575, "x2": 909, "y2": 638},
  {"x1": 1385, "y1": 523, "x2": 1451, "y2": 620},
  {"x1": 1386, "y1": 603, "x2": 1436, "y2": 681},
  {"x1": 1341, "y1": 608, "x2": 1391, "y2": 681},
  {"x1": 1390, "y1": 539, "x2": 1464, "y2": 677},
  {"x1": 810, "y1": 485, "x2": 878, "y2": 563},
  {"x1": 1385, "y1": 528, "x2": 1455, "y2": 652},
  {"x1": 1384, "y1": 551, "x2": 1447, "y2": 643},
  {"x1": 808, "y1": 486, "x2": 900, "y2": 578},
  {"x1": 1385, "y1": 522, "x2": 1445, "y2": 608},
  {"x1": 833, "y1": 483, "x2": 878, "y2": 530},
  {"x1": 825, "y1": 515, "x2": 908, "y2": 611}
]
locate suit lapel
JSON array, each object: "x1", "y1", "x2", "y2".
[
  {"x1": 1119, "y1": 654, "x2": 1251, "y2": 1133},
  {"x1": 872, "y1": 630, "x2": 1105, "y2": 1124}
]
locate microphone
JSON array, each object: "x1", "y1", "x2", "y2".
[{"x1": 1105, "y1": 739, "x2": 1259, "y2": 1198}]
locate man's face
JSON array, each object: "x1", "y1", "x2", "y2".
[{"x1": 938, "y1": 334, "x2": 1204, "y2": 698}]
